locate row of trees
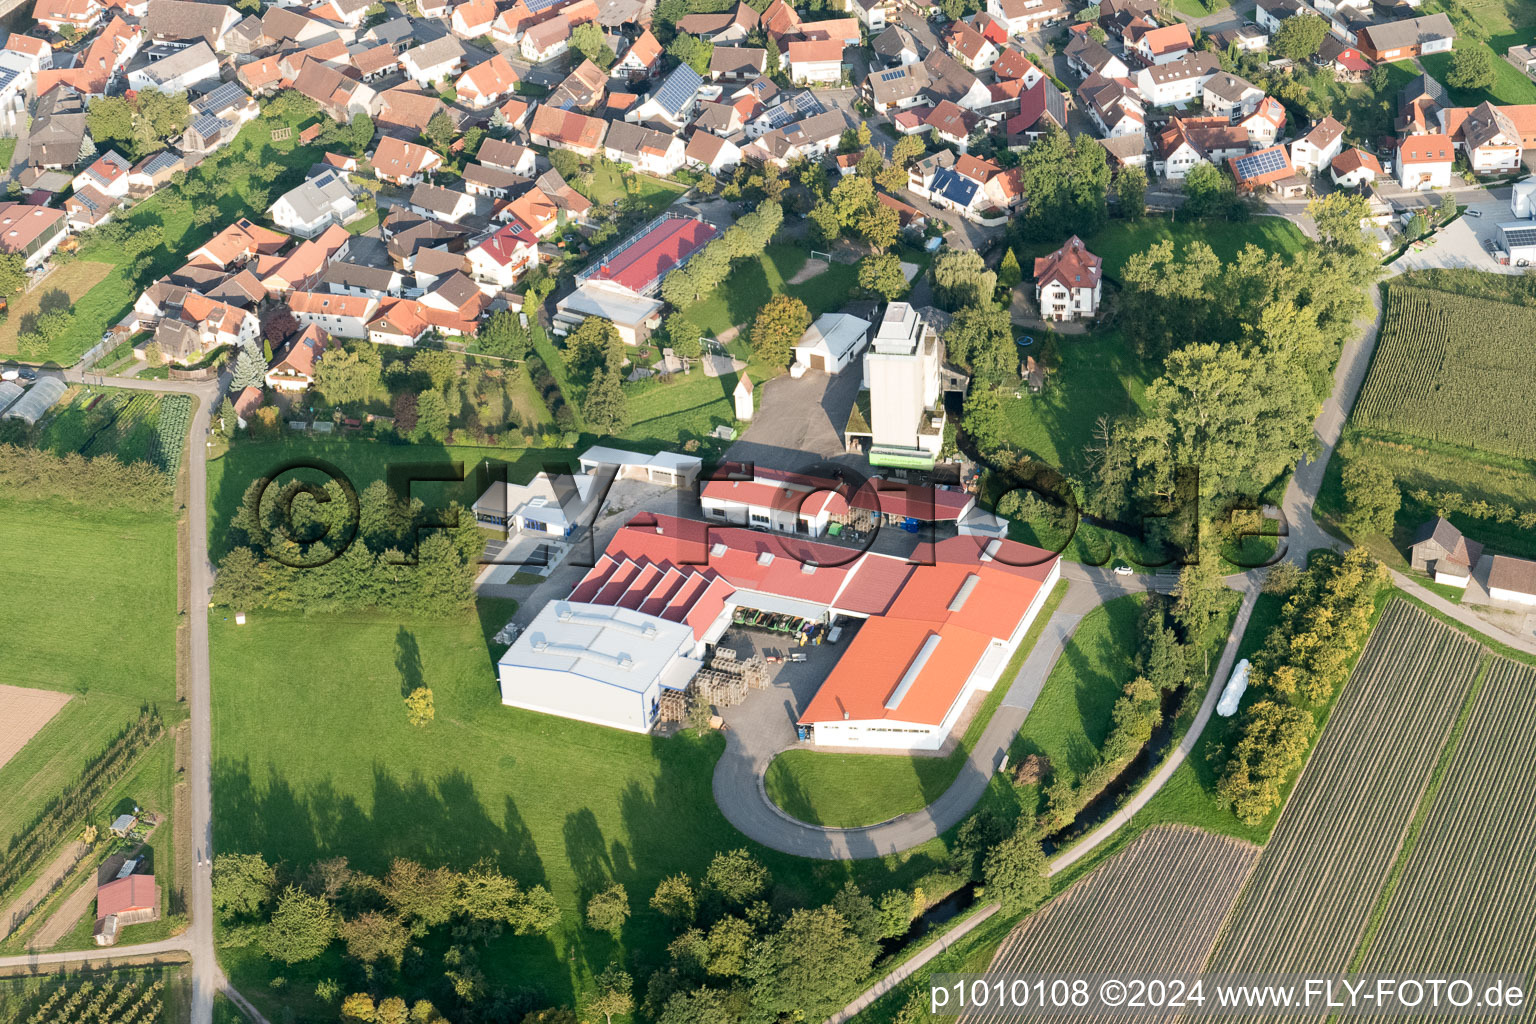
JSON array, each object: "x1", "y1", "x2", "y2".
[
  {"x1": 1216, "y1": 549, "x2": 1389, "y2": 823},
  {"x1": 1035, "y1": 598, "x2": 1203, "y2": 835},
  {"x1": 660, "y1": 200, "x2": 783, "y2": 308},
  {"x1": 0, "y1": 443, "x2": 172, "y2": 510},
  {"x1": 86, "y1": 91, "x2": 191, "y2": 161},
  {"x1": 214, "y1": 852, "x2": 561, "y2": 1018}
]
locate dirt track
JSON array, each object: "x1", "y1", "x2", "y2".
[
  {"x1": 0, "y1": 841, "x2": 86, "y2": 943},
  {"x1": 0, "y1": 685, "x2": 71, "y2": 770},
  {"x1": 28, "y1": 877, "x2": 95, "y2": 950}
]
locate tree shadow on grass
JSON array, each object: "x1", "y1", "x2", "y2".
[{"x1": 395, "y1": 627, "x2": 424, "y2": 697}]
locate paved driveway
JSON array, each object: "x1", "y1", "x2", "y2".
[
  {"x1": 1391, "y1": 198, "x2": 1520, "y2": 275},
  {"x1": 725, "y1": 364, "x2": 866, "y2": 467}
]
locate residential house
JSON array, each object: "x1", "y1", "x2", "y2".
[
  {"x1": 925, "y1": 100, "x2": 978, "y2": 151},
  {"x1": 465, "y1": 220, "x2": 539, "y2": 290},
  {"x1": 1290, "y1": 115, "x2": 1345, "y2": 174},
  {"x1": 1230, "y1": 144, "x2": 1305, "y2": 194},
  {"x1": 322, "y1": 260, "x2": 403, "y2": 297},
  {"x1": 1202, "y1": 71, "x2": 1263, "y2": 119},
  {"x1": 604, "y1": 120, "x2": 686, "y2": 175},
  {"x1": 683, "y1": 129, "x2": 742, "y2": 173},
  {"x1": 1397, "y1": 72, "x2": 1447, "y2": 134},
  {"x1": 547, "y1": 58, "x2": 607, "y2": 110},
  {"x1": 710, "y1": 45, "x2": 765, "y2": 83},
  {"x1": 1357, "y1": 13, "x2": 1454, "y2": 62},
  {"x1": 1033, "y1": 235, "x2": 1101, "y2": 321},
  {"x1": 865, "y1": 62, "x2": 930, "y2": 113},
  {"x1": 126, "y1": 149, "x2": 183, "y2": 198},
  {"x1": 1135, "y1": 52, "x2": 1219, "y2": 106},
  {"x1": 1446, "y1": 101, "x2": 1534, "y2": 173},
  {"x1": 400, "y1": 35, "x2": 469, "y2": 86},
  {"x1": 520, "y1": 15, "x2": 576, "y2": 61},
  {"x1": 1006, "y1": 77, "x2": 1067, "y2": 144},
  {"x1": 993, "y1": 48, "x2": 1040, "y2": 82},
  {"x1": 451, "y1": 0, "x2": 497, "y2": 37},
  {"x1": 418, "y1": 271, "x2": 488, "y2": 327},
  {"x1": 410, "y1": 181, "x2": 476, "y2": 224},
  {"x1": 1130, "y1": 21, "x2": 1192, "y2": 64},
  {"x1": 921, "y1": 49, "x2": 992, "y2": 110},
  {"x1": 374, "y1": 87, "x2": 447, "y2": 139},
  {"x1": 478, "y1": 138, "x2": 538, "y2": 177},
  {"x1": 1079, "y1": 74, "x2": 1145, "y2": 136},
  {"x1": 70, "y1": 149, "x2": 129, "y2": 199},
  {"x1": 456, "y1": 53, "x2": 520, "y2": 108},
  {"x1": 463, "y1": 163, "x2": 526, "y2": 198},
  {"x1": 291, "y1": 59, "x2": 377, "y2": 121},
  {"x1": 1396, "y1": 132, "x2": 1453, "y2": 189},
  {"x1": 1064, "y1": 33, "x2": 1127, "y2": 79},
  {"x1": 265, "y1": 324, "x2": 327, "y2": 392},
  {"x1": 141, "y1": 0, "x2": 240, "y2": 48},
  {"x1": 945, "y1": 22, "x2": 998, "y2": 71},
  {"x1": 1253, "y1": 0, "x2": 1309, "y2": 33},
  {"x1": 289, "y1": 290, "x2": 377, "y2": 338},
  {"x1": 127, "y1": 41, "x2": 218, "y2": 93},
  {"x1": 530, "y1": 104, "x2": 608, "y2": 154},
  {"x1": 628, "y1": 63, "x2": 703, "y2": 128},
  {"x1": 237, "y1": 56, "x2": 286, "y2": 94},
  {"x1": 1239, "y1": 95, "x2": 1287, "y2": 146},
  {"x1": 787, "y1": 38, "x2": 844, "y2": 83},
  {"x1": 1155, "y1": 116, "x2": 1244, "y2": 178},
  {"x1": 1098, "y1": 132, "x2": 1148, "y2": 169},
  {"x1": 1330, "y1": 146, "x2": 1382, "y2": 186},
  {"x1": 188, "y1": 218, "x2": 288, "y2": 269},
  {"x1": 270, "y1": 168, "x2": 359, "y2": 238},
  {"x1": 1209, "y1": 23, "x2": 1269, "y2": 51},
  {"x1": 64, "y1": 185, "x2": 118, "y2": 230},
  {"x1": 372, "y1": 137, "x2": 444, "y2": 184},
  {"x1": 986, "y1": 0, "x2": 1066, "y2": 36},
  {"x1": 614, "y1": 28, "x2": 662, "y2": 80},
  {"x1": 675, "y1": 2, "x2": 757, "y2": 43},
  {"x1": 32, "y1": 0, "x2": 102, "y2": 35},
  {"x1": 352, "y1": 43, "x2": 400, "y2": 81},
  {"x1": 1318, "y1": 35, "x2": 1370, "y2": 78},
  {"x1": 1409, "y1": 517, "x2": 1482, "y2": 586},
  {"x1": 848, "y1": 0, "x2": 894, "y2": 31},
  {"x1": 312, "y1": 0, "x2": 373, "y2": 28},
  {"x1": 871, "y1": 25, "x2": 919, "y2": 66},
  {"x1": 760, "y1": 0, "x2": 801, "y2": 42},
  {"x1": 367, "y1": 298, "x2": 433, "y2": 346},
  {"x1": 3, "y1": 34, "x2": 53, "y2": 73},
  {"x1": 0, "y1": 203, "x2": 66, "y2": 269},
  {"x1": 256, "y1": 225, "x2": 350, "y2": 295},
  {"x1": 28, "y1": 86, "x2": 89, "y2": 171}
]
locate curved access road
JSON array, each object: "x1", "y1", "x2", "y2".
[{"x1": 710, "y1": 563, "x2": 1183, "y2": 859}]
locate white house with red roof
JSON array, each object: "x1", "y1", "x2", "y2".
[
  {"x1": 466, "y1": 220, "x2": 539, "y2": 291},
  {"x1": 1033, "y1": 235, "x2": 1102, "y2": 321},
  {"x1": 455, "y1": 53, "x2": 520, "y2": 108},
  {"x1": 1331, "y1": 147, "x2": 1383, "y2": 187},
  {"x1": 614, "y1": 28, "x2": 662, "y2": 80},
  {"x1": 265, "y1": 324, "x2": 327, "y2": 392},
  {"x1": 786, "y1": 38, "x2": 843, "y2": 84},
  {"x1": 371, "y1": 137, "x2": 444, "y2": 184},
  {"x1": 1130, "y1": 22, "x2": 1192, "y2": 64},
  {"x1": 1396, "y1": 133, "x2": 1454, "y2": 189},
  {"x1": 1289, "y1": 115, "x2": 1345, "y2": 175},
  {"x1": 32, "y1": 0, "x2": 103, "y2": 35},
  {"x1": 985, "y1": 0, "x2": 1066, "y2": 36},
  {"x1": 70, "y1": 150, "x2": 130, "y2": 199}
]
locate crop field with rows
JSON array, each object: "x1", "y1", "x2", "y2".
[
  {"x1": 1345, "y1": 656, "x2": 1536, "y2": 1011},
  {"x1": 41, "y1": 389, "x2": 191, "y2": 474},
  {"x1": 961, "y1": 827, "x2": 1258, "y2": 1024},
  {"x1": 0, "y1": 971, "x2": 168, "y2": 1024},
  {"x1": 1353, "y1": 285, "x2": 1536, "y2": 459},
  {"x1": 1204, "y1": 602, "x2": 1483, "y2": 1003}
]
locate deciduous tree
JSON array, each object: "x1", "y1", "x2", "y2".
[
  {"x1": 750, "y1": 294, "x2": 810, "y2": 367},
  {"x1": 261, "y1": 885, "x2": 337, "y2": 964}
]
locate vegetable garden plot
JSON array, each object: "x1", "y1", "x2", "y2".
[
  {"x1": 1342, "y1": 658, "x2": 1536, "y2": 1020},
  {"x1": 1353, "y1": 285, "x2": 1536, "y2": 460},
  {"x1": 1203, "y1": 602, "x2": 1483, "y2": 1010},
  {"x1": 962, "y1": 826, "x2": 1259, "y2": 1024}
]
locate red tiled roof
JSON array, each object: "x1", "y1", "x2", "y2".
[
  {"x1": 787, "y1": 37, "x2": 843, "y2": 63},
  {"x1": 1033, "y1": 234, "x2": 1102, "y2": 289},
  {"x1": 97, "y1": 875, "x2": 157, "y2": 920},
  {"x1": 591, "y1": 216, "x2": 717, "y2": 293},
  {"x1": 1398, "y1": 134, "x2": 1452, "y2": 163}
]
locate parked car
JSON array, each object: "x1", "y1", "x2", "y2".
[
  {"x1": 18, "y1": 367, "x2": 36, "y2": 381},
  {"x1": 1112, "y1": 562, "x2": 1133, "y2": 576},
  {"x1": 1465, "y1": 208, "x2": 1481, "y2": 217}
]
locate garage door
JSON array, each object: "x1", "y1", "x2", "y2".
[{"x1": 810, "y1": 354, "x2": 825, "y2": 371}]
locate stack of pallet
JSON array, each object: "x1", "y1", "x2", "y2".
[
  {"x1": 657, "y1": 687, "x2": 690, "y2": 723},
  {"x1": 693, "y1": 668, "x2": 748, "y2": 708}
]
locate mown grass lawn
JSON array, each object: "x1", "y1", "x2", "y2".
[
  {"x1": 0, "y1": 497, "x2": 179, "y2": 844},
  {"x1": 619, "y1": 367, "x2": 740, "y2": 447},
  {"x1": 681, "y1": 244, "x2": 862, "y2": 338},
  {"x1": 0, "y1": 261, "x2": 115, "y2": 361},
  {"x1": 571, "y1": 163, "x2": 687, "y2": 213},
  {"x1": 763, "y1": 581, "x2": 1068, "y2": 827},
  {"x1": 210, "y1": 604, "x2": 962, "y2": 1019},
  {"x1": 1014, "y1": 215, "x2": 1308, "y2": 282},
  {"x1": 1422, "y1": 44, "x2": 1536, "y2": 107},
  {"x1": 998, "y1": 327, "x2": 1151, "y2": 477}
]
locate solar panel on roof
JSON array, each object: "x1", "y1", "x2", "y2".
[
  {"x1": 524, "y1": 0, "x2": 562, "y2": 13},
  {"x1": 144, "y1": 150, "x2": 180, "y2": 173},
  {"x1": 654, "y1": 64, "x2": 703, "y2": 115},
  {"x1": 1502, "y1": 225, "x2": 1536, "y2": 248},
  {"x1": 795, "y1": 92, "x2": 823, "y2": 115},
  {"x1": 191, "y1": 113, "x2": 228, "y2": 139},
  {"x1": 1234, "y1": 147, "x2": 1286, "y2": 179},
  {"x1": 195, "y1": 80, "x2": 242, "y2": 113},
  {"x1": 880, "y1": 68, "x2": 905, "y2": 81},
  {"x1": 763, "y1": 103, "x2": 794, "y2": 127}
]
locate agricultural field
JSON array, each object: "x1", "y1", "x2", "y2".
[
  {"x1": 0, "y1": 687, "x2": 72, "y2": 771},
  {"x1": 0, "y1": 967, "x2": 185, "y2": 1024},
  {"x1": 38, "y1": 388, "x2": 193, "y2": 474},
  {"x1": 1346, "y1": 657, "x2": 1536, "y2": 1000},
  {"x1": 1353, "y1": 284, "x2": 1536, "y2": 460},
  {"x1": 1204, "y1": 602, "x2": 1483, "y2": 988},
  {"x1": 963, "y1": 827, "x2": 1258, "y2": 1024}
]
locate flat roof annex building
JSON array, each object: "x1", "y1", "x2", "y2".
[{"x1": 497, "y1": 512, "x2": 1059, "y2": 749}]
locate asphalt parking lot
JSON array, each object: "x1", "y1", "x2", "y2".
[{"x1": 1392, "y1": 198, "x2": 1524, "y2": 275}]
